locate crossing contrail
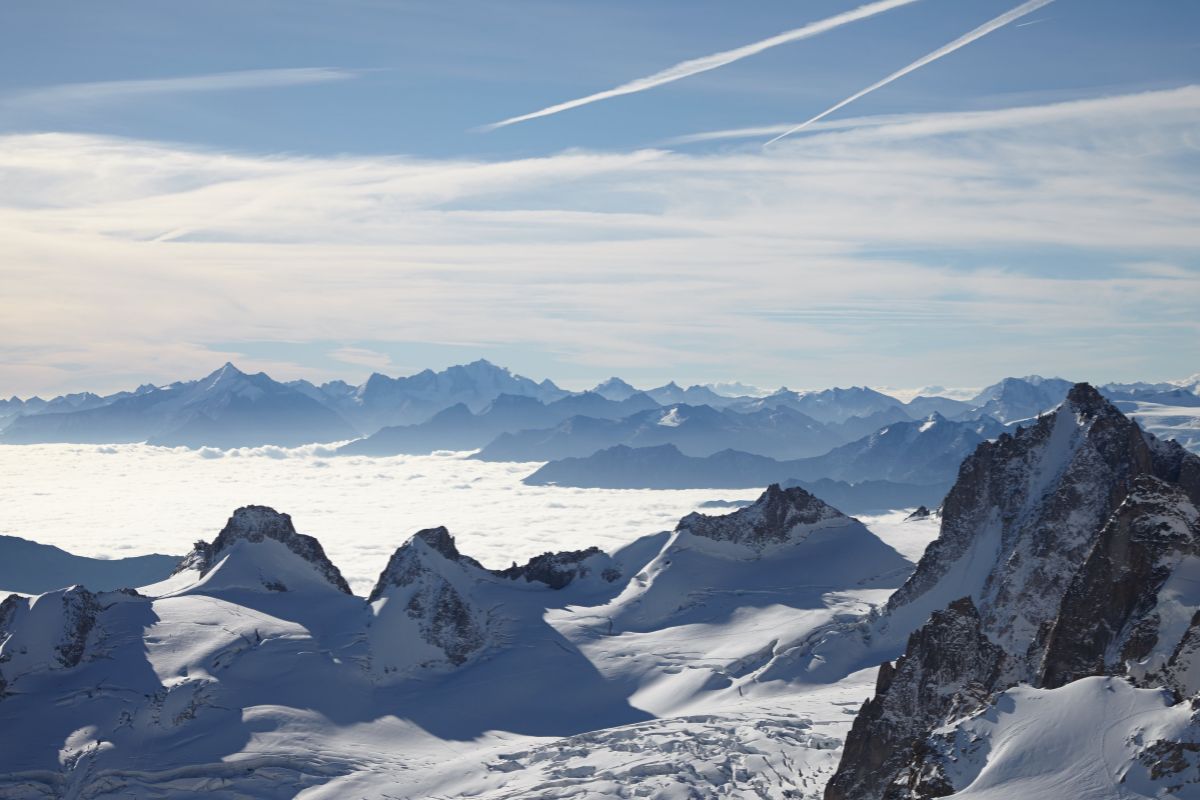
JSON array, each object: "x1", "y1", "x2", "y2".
[
  {"x1": 765, "y1": 0, "x2": 1056, "y2": 146},
  {"x1": 482, "y1": 0, "x2": 924, "y2": 131}
]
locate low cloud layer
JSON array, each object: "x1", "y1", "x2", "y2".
[
  {"x1": 1, "y1": 87, "x2": 1198, "y2": 395},
  {"x1": 0, "y1": 444, "x2": 762, "y2": 594}
]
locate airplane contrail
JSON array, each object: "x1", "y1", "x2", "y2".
[
  {"x1": 765, "y1": 0, "x2": 1056, "y2": 146},
  {"x1": 482, "y1": 0, "x2": 924, "y2": 131}
]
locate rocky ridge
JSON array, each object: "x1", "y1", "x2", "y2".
[{"x1": 825, "y1": 384, "x2": 1200, "y2": 799}]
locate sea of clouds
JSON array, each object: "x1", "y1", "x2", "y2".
[{"x1": 0, "y1": 444, "x2": 769, "y2": 594}]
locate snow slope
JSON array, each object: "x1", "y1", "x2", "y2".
[
  {"x1": 934, "y1": 678, "x2": 1199, "y2": 799},
  {"x1": 0, "y1": 488, "x2": 931, "y2": 798}
]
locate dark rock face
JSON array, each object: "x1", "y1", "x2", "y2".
[
  {"x1": 495, "y1": 547, "x2": 618, "y2": 589},
  {"x1": 368, "y1": 527, "x2": 481, "y2": 603},
  {"x1": 904, "y1": 506, "x2": 931, "y2": 522},
  {"x1": 369, "y1": 527, "x2": 488, "y2": 667},
  {"x1": 54, "y1": 586, "x2": 102, "y2": 669},
  {"x1": 677, "y1": 484, "x2": 845, "y2": 550},
  {"x1": 175, "y1": 505, "x2": 352, "y2": 594},
  {"x1": 1040, "y1": 475, "x2": 1200, "y2": 690},
  {"x1": 884, "y1": 383, "x2": 1194, "y2": 675},
  {"x1": 825, "y1": 598, "x2": 1004, "y2": 800},
  {"x1": 826, "y1": 384, "x2": 1200, "y2": 799},
  {"x1": 0, "y1": 586, "x2": 104, "y2": 699}
]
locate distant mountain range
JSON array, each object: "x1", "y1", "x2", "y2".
[
  {"x1": 3, "y1": 364, "x2": 1198, "y2": 466},
  {"x1": 523, "y1": 442, "x2": 953, "y2": 512},
  {"x1": 524, "y1": 412, "x2": 996, "y2": 487},
  {"x1": 520, "y1": 413, "x2": 996, "y2": 506},
  {"x1": 1, "y1": 364, "x2": 358, "y2": 448}
]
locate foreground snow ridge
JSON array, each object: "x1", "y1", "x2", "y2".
[{"x1": 0, "y1": 485, "x2": 905, "y2": 798}]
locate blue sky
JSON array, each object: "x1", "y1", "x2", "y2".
[{"x1": 1, "y1": 0, "x2": 1198, "y2": 394}]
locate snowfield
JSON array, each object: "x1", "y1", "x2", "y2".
[{"x1": 0, "y1": 485, "x2": 941, "y2": 799}]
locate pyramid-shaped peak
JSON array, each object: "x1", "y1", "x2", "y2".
[
  {"x1": 201, "y1": 361, "x2": 256, "y2": 388},
  {"x1": 1063, "y1": 382, "x2": 1114, "y2": 416},
  {"x1": 368, "y1": 526, "x2": 484, "y2": 602},
  {"x1": 677, "y1": 483, "x2": 846, "y2": 549}
]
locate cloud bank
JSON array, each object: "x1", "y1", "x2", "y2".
[{"x1": 1, "y1": 87, "x2": 1198, "y2": 395}]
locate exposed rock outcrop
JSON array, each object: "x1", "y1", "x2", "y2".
[
  {"x1": 825, "y1": 598, "x2": 1004, "y2": 800},
  {"x1": 174, "y1": 505, "x2": 352, "y2": 594},
  {"x1": 495, "y1": 547, "x2": 620, "y2": 589},
  {"x1": 368, "y1": 527, "x2": 491, "y2": 673},
  {"x1": 677, "y1": 483, "x2": 846, "y2": 552},
  {"x1": 1039, "y1": 475, "x2": 1200, "y2": 691},
  {"x1": 826, "y1": 384, "x2": 1200, "y2": 799}
]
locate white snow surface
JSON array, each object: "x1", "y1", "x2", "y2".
[
  {"x1": 933, "y1": 677, "x2": 1199, "y2": 799},
  {"x1": 0, "y1": 489, "x2": 940, "y2": 798},
  {"x1": 1123, "y1": 399, "x2": 1200, "y2": 453}
]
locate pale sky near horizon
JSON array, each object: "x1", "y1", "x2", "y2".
[{"x1": 1, "y1": 0, "x2": 1198, "y2": 396}]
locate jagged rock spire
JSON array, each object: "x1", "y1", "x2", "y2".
[{"x1": 174, "y1": 506, "x2": 352, "y2": 595}]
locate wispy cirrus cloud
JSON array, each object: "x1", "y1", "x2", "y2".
[
  {"x1": 2, "y1": 67, "x2": 360, "y2": 110},
  {"x1": 1, "y1": 86, "x2": 1197, "y2": 395},
  {"x1": 766, "y1": 0, "x2": 1055, "y2": 144},
  {"x1": 481, "y1": 0, "x2": 923, "y2": 131},
  {"x1": 668, "y1": 85, "x2": 1200, "y2": 145}
]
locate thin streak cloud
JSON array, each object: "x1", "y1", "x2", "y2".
[
  {"x1": 765, "y1": 0, "x2": 1055, "y2": 146},
  {"x1": 667, "y1": 86, "x2": 1200, "y2": 145},
  {"x1": 3, "y1": 67, "x2": 360, "y2": 109},
  {"x1": 481, "y1": 0, "x2": 923, "y2": 131}
]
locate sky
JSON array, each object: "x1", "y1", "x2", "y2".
[{"x1": 1, "y1": 0, "x2": 1198, "y2": 396}]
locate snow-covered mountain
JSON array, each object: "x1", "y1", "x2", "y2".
[
  {"x1": 785, "y1": 413, "x2": 1005, "y2": 486},
  {"x1": 822, "y1": 383, "x2": 1200, "y2": 799},
  {"x1": 903, "y1": 393, "x2": 975, "y2": 419},
  {"x1": 643, "y1": 381, "x2": 735, "y2": 408},
  {"x1": 335, "y1": 390, "x2": 659, "y2": 456},
  {"x1": 0, "y1": 385, "x2": 156, "y2": 431},
  {"x1": 472, "y1": 403, "x2": 843, "y2": 461},
  {"x1": 966, "y1": 374, "x2": 1074, "y2": 423},
  {"x1": 785, "y1": 386, "x2": 907, "y2": 425},
  {"x1": 523, "y1": 412, "x2": 1001, "y2": 497},
  {"x1": 589, "y1": 376, "x2": 640, "y2": 401},
  {"x1": 323, "y1": 359, "x2": 569, "y2": 434},
  {"x1": 524, "y1": 443, "x2": 952, "y2": 511},
  {"x1": 0, "y1": 486, "x2": 921, "y2": 798},
  {"x1": 0, "y1": 363, "x2": 359, "y2": 448}
]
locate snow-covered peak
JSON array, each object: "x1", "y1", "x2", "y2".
[
  {"x1": 367, "y1": 526, "x2": 484, "y2": 603},
  {"x1": 165, "y1": 506, "x2": 352, "y2": 596},
  {"x1": 676, "y1": 484, "x2": 847, "y2": 554},
  {"x1": 592, "y1": 376, "x2": 640, "y2": 401},
  {"x1": 200, "y1": 362, "x2": 258, "y2": 394},
  {"x1": 367, "y1": 527, "x2": 492, "y2": 677}
]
